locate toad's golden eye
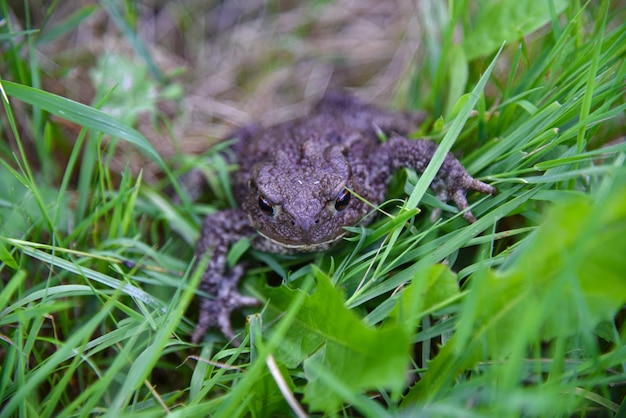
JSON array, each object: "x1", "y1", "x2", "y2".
[
  {"x1": 258, "y1": 194, "x2": 274, "y2": 216},
  {"x1": 334, "y1": 188, "x2": 351, "y2": 211}
]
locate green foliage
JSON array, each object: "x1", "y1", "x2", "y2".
[
  {"x1": 90, "y1": 52, "x2": 177, "y2": 127},
  {"x1": 461, "y1": 0, "x2": 569, "y2": 60},
  {"x1": 0, "y1": 0, "x2": 625, "y2": 416},
  {"x1": 265, "y1": 271, "x2": 411, "y2": 412},
  {"x1": 405, "y1": 185, "x2": 626, "y2": 411}
]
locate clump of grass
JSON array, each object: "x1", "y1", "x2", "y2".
[{"x1": 0, "y1": 0, "x2": 625, "y2": 417}]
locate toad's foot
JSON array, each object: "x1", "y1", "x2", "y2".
[
  {"x1": 192, "y1": 209, "x2": 257, "y2": 344},
  {"x1": 192, "y1": 266, "x2": 260, "y2": 345},
  {"x1": 432, "y1": 174, "x2": 497, "y2": 223}
]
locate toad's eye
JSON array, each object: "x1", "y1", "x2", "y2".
[
  {"x1": 334, "y1": 188, "x2": 351, "y2": 211},
  {"x1": 258, "y1": 194, "x2": 274, "y2": 216}
]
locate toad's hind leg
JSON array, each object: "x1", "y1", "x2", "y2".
[{"x1": 192, "y1": 209, "x2": 258, "y2": 344}]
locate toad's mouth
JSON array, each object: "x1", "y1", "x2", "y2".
[{"x1": 255, "y1": 229, "x2": 346, "y2": 253}]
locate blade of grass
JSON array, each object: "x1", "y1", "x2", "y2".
[
  {"x1": 6, "y1": 241, "x2": 163, "y2": 309},
  {"x1": 0, "y1": 80, "x2": 164, "y2": 167},
  {"x1": 36, "y1": 5, "x2": 98, "y2": 45},
  {"x1": 348, "y1": 187, "x2": 533, "y2": 309},
  {"x1": 575, "y1": 2, "x2": 606, "y2": 155},
  {"x1": 0, "y1": 293, "x2": 119, "y2": 418},
  {"x1": 0, "y1": 79, "x2": 61, "y2": 241},
  {"x1": 405, "y1": 44, "x2": 503, "y2": 211},
  {"x1": 104, "y1": 256, "x2": 201, "y2": 414}
]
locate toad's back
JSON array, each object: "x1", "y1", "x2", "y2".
[
  {"x1": 229, "y1": 94, "x2": 420, "y2": 204},
  {"x1": 190, "y1": 94, "x2": 497, "y2": 342}
]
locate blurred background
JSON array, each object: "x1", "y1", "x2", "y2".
[{"x1": 4, "y1": 0, "x2": 430, "y2": 180}]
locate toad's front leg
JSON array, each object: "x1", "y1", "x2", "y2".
[
  {"x1": 381, "y1": 136, "x2": 497, "y2": 222},
  {"x1": 192, "y1": 209, "x2": 258, "y2": 343}
]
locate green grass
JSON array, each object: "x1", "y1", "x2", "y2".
[{"x1": 1, "y1": 0, "x2": 625, "y2": 416}]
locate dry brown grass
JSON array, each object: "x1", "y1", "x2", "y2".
[{"x1": 8, "y1": 1, "x2": 426, "y2": 179}]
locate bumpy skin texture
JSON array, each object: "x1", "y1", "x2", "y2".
[{"x1": 192, "y1": 94, "x2": 496, "y2": 343}]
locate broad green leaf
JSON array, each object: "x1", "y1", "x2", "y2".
[
  {"x1": 390, "y1": 264, "x2": 460, "y2": 330},
  {"x1": 488, "y1": 194, "x2": 626, "y2": 341},
  {"x1": 462, "y1": 0, "x2": 569, "y2": 60},
  {"x1": 265, "y1": 272, "x2": 411, "y2": 412},
  {"x1": 249, "y1": 363, "x2": 294, "y2": 418},
  {"x1": 404, "y1": 188, "x2": 626, "y2": 403}
]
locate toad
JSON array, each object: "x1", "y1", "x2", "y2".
[{"x1": 192, "y1": 94, "x2": 496, "y2": 343}]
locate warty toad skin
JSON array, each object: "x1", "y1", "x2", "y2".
[{"x1": 192, "y1": 93, "x2": 496, "y2": 343}]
